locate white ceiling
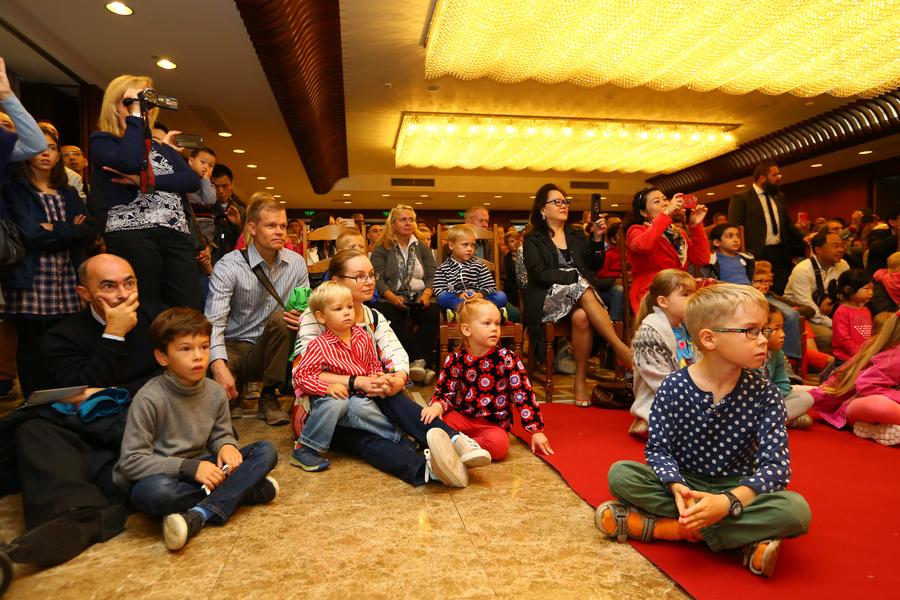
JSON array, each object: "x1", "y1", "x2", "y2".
[{"x1": 2, "y1": 0, "x2": 896, "y2": 214}]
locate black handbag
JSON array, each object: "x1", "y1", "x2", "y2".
[{"x1": 0, "y1": 219, "x2": 25, "y2": 272}]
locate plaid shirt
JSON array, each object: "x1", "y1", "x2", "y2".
[{"x1": 3, "y1": 192, "x2": 81, "y2": 317}]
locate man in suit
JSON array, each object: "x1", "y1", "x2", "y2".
[{"x1": 728, "y1": 161, "x2": 805, "y2": 294}]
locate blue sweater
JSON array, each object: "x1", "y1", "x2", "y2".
[{"x1": 89, "y1": 116, "x2": 199, "y2": 229}]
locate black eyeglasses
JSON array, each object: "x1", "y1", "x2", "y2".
[
  {"x1": 544, "y1": 198, "x2": 571, "y2": 208},
  {"x1": 335, "y1": 274, "x2": 379, "y2": 284},
  {"x1": 711, "y1": 327, "x2": 772, "y2": 339}
]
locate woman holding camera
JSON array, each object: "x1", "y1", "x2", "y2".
[
  {"x1": 371, "y1": 204, "x2": 439, "y2": 384},
  {"x1": 624, "y1": 187, "x2": 710, "y2": 314},
  {"x1": 90, "y1": 75, "x2": 201, "y2": 309}
]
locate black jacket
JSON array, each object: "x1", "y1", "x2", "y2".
[{"x1": 728, "y1": 187, "x2": 804, "y2": 261}]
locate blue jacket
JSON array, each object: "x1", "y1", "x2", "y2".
[
  {"x1": 89, "y1": 116, "x2": 200, "y2": 229},
  {"x1": 1, "y1": 176, "x2": 96, "y2": 290}
]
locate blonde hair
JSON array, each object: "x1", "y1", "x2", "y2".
[
  {"x1": 246, "y1": 192, "x2": 283, "y2": 224},
  {"x1": 336, "y1": 231, "x2": 365, "y2": 251},
  {"x1": 754, "y1": 260, "x2": 773, "y2": 276},
  {"x1": 684, "y1": 283, "x2": 768, "y2": 340},
  {"x1": 457, "y1": 299, "x2": 500, "y2": 349},
  {"x1": 447, "y1": 224, "x2": 477, "y2": 244},
  {"x1": 887, "y1": 252, "x2": 900, "y2": 272},
  {"x1": 824, "y1": 313, "x2": 900, "y2": 396},
  {"x1": 377, "y1": 204, "x2": 417, "y2": 250},
  {"x1": 98, "y1": 75, "x2": 156, "y2": 137},
  {"x1": 308, "y1": 280, "x2": 353, "y2": 315},
  {"x1": 872, "y1": 311, "x2": 894, "y2": 337},
  {"x1": 634, "y1": 269, "x2": 696, "y2": 330}
]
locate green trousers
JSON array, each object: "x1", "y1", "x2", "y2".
[{"x1": 607, "y1": 460, "x2": 811, "y2": 552}]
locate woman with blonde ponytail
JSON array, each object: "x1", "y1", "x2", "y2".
[{"x1": 629, "y1": 269, "x2": 697, "y2": 438}]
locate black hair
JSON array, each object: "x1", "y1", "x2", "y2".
[
  {"x1": 190, "y1": 146, "x2": 217, "y2": 158},
  {"x1": 527, "y1": 183, "x2": 566, "y2": 236},
  {"x1": 708, "y1": 222, "x2": 739, "y2": 243},
  {"x1": 827, "y1": 217, "x2": 846, "y2": 228},
  {"x1": 753, "y1": 160, "x2": 777, "y2": 180},
  {"x1": 623, "y1": 186, "x2": 659, "y2": 233},
  {"x1": 810, "y1": 230, "x2": 833, "y2": 251},
  {"x1": 153, "y1": 121, "x2": 169, "y2": 134},
  {"x1": 211, "y1": 164, "x2": 233, "y2": 180},
  {"x1": 827, "y1": 268, "x2": 872, "y2": 303}
]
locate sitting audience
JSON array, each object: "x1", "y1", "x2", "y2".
[
  {"x1": 597, "y1": 284, "x2": 811, "y2": 577},
  {"x1": 865, "y1": 208, "x2": 900, "y2": 275},
  {"x1": 433, "y1": 224, "x2": 507, "y2": 316},
  {"x1": 114, "y1": 307, "x2": 278, "y2": 551},
  {"x1": 828, "y1": 269, "x2": 873, "y2": 365},
  {"x1": 870, "y1": 251, "x2": 900, "y2": 314},
  {"x1": 759, "y1": 305, "x2": 815, "y2": 428},
  {"x1": 702, "y1": 223, "x2": 754, "y2": 284}
]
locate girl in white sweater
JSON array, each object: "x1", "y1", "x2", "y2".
[{"x1": 629, "y1": 269, "x2": 697, "y2": 438}]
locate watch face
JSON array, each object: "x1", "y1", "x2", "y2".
[{"x1": 731, "y1": 503, "x2": 742, "y2": 517}]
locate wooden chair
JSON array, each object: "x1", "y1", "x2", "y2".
[
  {"x1": 437, "y1": 224, "x2": 523, "y2": 365},
  {"x1": 302, "y1": 223, "x2": 357, "y2": 276}
]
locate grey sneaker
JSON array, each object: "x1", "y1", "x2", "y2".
[
  {"x1": 245, "y1": 381, "x2": 261, "y2": 400},
  {"x1": 409, "y1": 359, "x2": 427, "y2": 383},
  {"x1": 452, "y1": 434, "x2": 491, "y2": 467},
  {"x1": 258, "y1": 396, "x2": 290, "y2": 426},
  {"x1": 163, "y1": 510, "x2": 204, "y2": 551},
  {"x1": 424, "y1": 429, "x2": 468, "y2": 487}
]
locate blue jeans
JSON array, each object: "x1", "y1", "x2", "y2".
[
  {"x1": 599, "y1": 284, "x2": 624, "y2": 322},
  {"x1": 374, "y1": 391, "x2": 458, "y2": 445},
  {"x1": 300, "y1": 395, "x2": 400, "y2": 453},
  {"x1": 332, "y1": 426, "x2": 427, "y2": 486},
  {"x1": 129, "y1": 441, "x2": 277, "y2": 524},
  {"x1": 437, "y1": 290, "x2": 508, "y2": 311},
  {"x1": 767, "y1": 296, "x2": 802, "y2": 359}
]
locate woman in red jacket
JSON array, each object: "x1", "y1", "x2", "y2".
[{"x1": 625, "y1": 187, "x2": 710, "y2": 314}]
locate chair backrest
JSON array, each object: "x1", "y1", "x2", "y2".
[
  {"x1": 302, "y1": 224, "x2": 358, "y2": 265},
  {"x1": 437, "y1": 224, "x2": 501, "y2": 280}
]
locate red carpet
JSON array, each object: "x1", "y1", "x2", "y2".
[{"x1": 511, "y1": 404, "x2": 899, "y2": 600}]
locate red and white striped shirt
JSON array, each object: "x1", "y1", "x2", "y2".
[{"x1": 292, "y1": 326, "x2": 383, "y2": 396}]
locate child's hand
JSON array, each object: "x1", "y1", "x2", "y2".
[
  {"x1": 471, "y1": 292, "x2": 484, "y2": 300},
  {"x1": 530, "y1": 432, "x2": 554, "y2": 455},
  {"x1": 195, "y1": 461, "x2": 226, "y2": 492},
  {"x1": 669, "y1": 483, "x2": 696, "y2": 517},
  {"x1": 327, "y1": 383, "x2": 349, "y2": 399},
  {"x1": 217, "y1": 444, "x2": 243, "y2": 472},
  {"x1": 420, "y1": 403, "x2": 443, "y2": 424},
  {"x1": 678, "y1": 490, "x2": 730, "y2": 530}
]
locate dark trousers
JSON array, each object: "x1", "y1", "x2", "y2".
[
  {"x1": 761, "y1": 245, "x2": 793, "y2": 296},
  {"x1": 12, "y1": 317, "x2": 67, "y2": 398},
  {"x1": 331, "y1": 426, "x2": 426, "y2": 486},
  {"x1": 374, "y1": 391, "x2": 457, "y2": 445},
  {"x1": 224, "y1": 311, "x2": 295, "y2": 399},
  {"x1": 129, "y1": 441, "x2": 277, "y2": 523},
  {"x1": 13, "y1": 410, "x2": 127, "y2": 529},
  {"x1": 106, "y1": 226, "x2": 201, "y2": 310},
  {"x1": 373, "y1": 301, "x2": 440, "y2": 368}
]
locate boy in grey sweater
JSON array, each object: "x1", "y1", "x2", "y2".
[{"x1": 114, "y1": 308, "x2": 278, "y2": 551}]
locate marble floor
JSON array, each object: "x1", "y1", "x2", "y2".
[{"x1": 0, "y1": 381, "x2": 686, "y2": 599}]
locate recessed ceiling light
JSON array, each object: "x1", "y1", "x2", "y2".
[
  {"x1": 483, "y1": 202, "x2": 491, "y2": 206},
  {"x1": 155, "y1": 58, "x2": 177, "y2": 70},
  {"x1": 420, "y1": 194, "x2": 428, "y2": 198},
  {"x1": 342, "y1": 193, "x2": 351, "y2": 197},
  {"x1": 529, "y1": 195, "x2": 535, "y2": 199},
  {"x1": 706, "y1": 192, "x2": 715, "y2": 196},
  {"x1": 246, "y1": 164, "x2": 257, "y2": 168},
  {"x1": 611, "y1": 203, "x2": 619, "y2": 207},
  {"x1": 343, "y1": 201, "x2": 352, "y2": 204},
  {"x1": 600, "y1": 196, "x2": 606, "y2": 200},
  {"x1": 233, "y1": 149, "x2": 246, "y2": 154},
  {"x1": 810, "y1": 163, "x2": 823, "y2": 168},
  {"x1": 494, "y1": 195, "x2": 502, "y2": 198},
  {"x1": 381, "y1": 193, "x2": 390, "y2": 197},
  {"x1": 105, "y1": 2, "x2": 133, "y2": 16},
  {"x1": 736, "y1": 184, "x2": 746, "y2": 188},
  {"x1": 257, "y1": 176, "x2": 267, "y2": 180},
  {"x1": 415, "y1": 201, "x2": 423, "y2": 205},
  {"x1": 457, "y1": 194, "x2": 466, "y2": 198},
  {"x1": 858, "y1": 150, "x2": 873, "y2": 155},
  {"x1": 265, "y1": 186, "x2": 274, "y2": 190},
  {"x1": 279, "y1": 200, "x2": 286, "y2": 204},
  {"x1": 565, "y1": 196, "x2": 572, "y2": 200},
  {"x1": 273, "y1": 194, "x2": 282, "y2": 198},
  {"x1": 217, "y1": 132, "x2": 232, "y2": 138}
]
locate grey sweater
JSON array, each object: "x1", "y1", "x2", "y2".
[{"x1": 113, "y1": 371, "x2": 238, "y2": 491}]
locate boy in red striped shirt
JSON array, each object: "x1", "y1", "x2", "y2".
[{"x1": 291, "y1": 281, "x2": 401, "y2": 471}]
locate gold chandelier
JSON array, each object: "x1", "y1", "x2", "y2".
[
  {"x1": 394, "y1": 113, "x2": 738, "y2": 173},
  {"x1": 425, "y1": 0, "x2": 900, "y2": 97}
]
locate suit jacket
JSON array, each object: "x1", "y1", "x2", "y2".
[{"x1": 727, "y1": 187, "x2": 804, "y2": 260}]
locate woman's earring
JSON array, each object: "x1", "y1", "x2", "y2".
[{"x1": 541, "y1": 212, "x2": 546, "y2": 220}]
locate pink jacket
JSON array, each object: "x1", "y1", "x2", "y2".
[{"x1": 811, "y1": 344, "x2": 900, "y2": 428}]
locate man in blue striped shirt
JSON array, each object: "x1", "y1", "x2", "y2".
[{"x1": 205, "y1": 196, "x2": 309, "y2": 424}]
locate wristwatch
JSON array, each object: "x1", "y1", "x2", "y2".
[{"x1": 721, "y1": 490, "x2": 743, "y2": 518}]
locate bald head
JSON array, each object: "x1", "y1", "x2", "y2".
[{"x1": 76, "y1": 254, "x2": 138, "y2": 314}]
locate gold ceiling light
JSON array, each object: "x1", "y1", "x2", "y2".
[
  {"x1": 394, "y1": 112, "x2": 738, "y2": 173},
  {"x1": 424, "y1": 0, "x2": 900, "y2": 97}
]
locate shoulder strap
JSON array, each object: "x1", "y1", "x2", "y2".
[
  {"x1": 241, "y1": 248, "x2": 286, "y2": 310},
  {"x1": 810, "y1": 256, "x2": 825, "y2": 297}
]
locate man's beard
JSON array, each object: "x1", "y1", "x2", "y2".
[{"x1": 763, "y1": 182, "x2": 781, "y2": 196}]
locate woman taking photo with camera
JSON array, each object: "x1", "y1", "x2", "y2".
[
  {"x1": 90, "y1": 75, "x2": 201, "y2": 309},
  {"x1": 371, "y1": 204, "x2": 439, "y2": 384}
]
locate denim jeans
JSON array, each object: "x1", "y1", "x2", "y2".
[
  {"x1": 599, "y1": 284, "x2": 624, "y2": 322},
  {"x1": 374, "y1": 391, "x2": 458, "y2": 445},
  {"x1": 767, "y1": 296, "x2": 802, "y2": 359},
  {"x1": 437, "y1": 290, "x2": 508, "y2": 311},
  {"x1": 300, "y1": 395, "x2": 400, "y2": 453},
  {"x1": 129, "y1": 440, "x2": 277, "y2": 524},
  {"x1": 331, "y1": 426, "x2": 427, "y2": 486}
]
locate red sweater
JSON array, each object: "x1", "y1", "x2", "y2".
[{"x1": 626, "y1": 215, "x2": 709, "y2": 313}]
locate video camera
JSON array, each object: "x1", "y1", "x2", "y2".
[{"x1": 123, "y1": 89, "x2": 178, "y2": 112}]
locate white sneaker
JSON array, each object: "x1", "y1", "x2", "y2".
[
  {"x1": 246, "y1": 381, "x2": 261, "y2": 399},
  {"x1": 409, "y1": 359, "x2": 426, "y2": 383},
  {"x1": 853, "y1": 421, "x2": 900, "y2": 446},
  {"x1": 423, "y1": 369, "x2": 437, "y2": 386},
  {"x1": 424, "y1": 429, "x2": 468, "y2": 487},
  {"x1": 452, "y1": 433, "x2": 492, "y2": 468}
]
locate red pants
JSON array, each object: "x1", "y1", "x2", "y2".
[{"x1": 442, "y1": 410, "x2": 510, "y2": 460}]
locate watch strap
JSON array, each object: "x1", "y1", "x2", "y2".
[{"x1": 722, "y1": 490, "x2": 742, "y2": 515}]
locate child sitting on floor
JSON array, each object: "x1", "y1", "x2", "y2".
[
  {"x1": 828, "y1": 268, "x2": 873, "y2": 365},
  {"x1": 114, "y1": 308, "x2": 278, "y2": 551},
  {"x1": 291, "y1": 281, "x2": 402, "y2": 471},
  {"x1": 433, "y1": 224, "x2": 507, "y2": 318},
  {"x1": 759, "y1": 305, "x2": 815, "y2": 429},
  {"x1": 629, "y1": 269, "x2": 697, "y2": 439},
  {"x1": 810, "y1": 312, "x2": 900, "y2": 446},
  {"x1": 596, "y1": 283, "x2": 811, "y2": 577},
  {"x1": 422, "y1": 298, "x2": 551, "y2": 460}
]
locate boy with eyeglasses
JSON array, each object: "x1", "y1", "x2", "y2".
[{"x1": 596, "y1": 283, "x2": 810, "y2": 577}]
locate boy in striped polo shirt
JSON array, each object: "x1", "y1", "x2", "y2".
[{"x1": 434, "y1": 224, "x2": 508, "y2": 318}]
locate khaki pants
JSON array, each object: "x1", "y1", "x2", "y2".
[{"x1": 224, "y1": 311, "x2": 294, "y2": 401}]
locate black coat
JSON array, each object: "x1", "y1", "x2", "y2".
[
  {"x1": 728, "y1": 187, "x2": 804, "y2": 261},
  {"x1": 523, "y1": 226, "x2": 605, "y2": 359}
]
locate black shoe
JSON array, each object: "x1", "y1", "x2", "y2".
[
  {"x1": 0, "y1": 548, "x2": 12, "y2": 597},
  {"x1": 162, "y1": 510, "x2": 205, "y2": 551},
  {"x1": 244, "y1": 476, "x2": 279, "y2": 505}
]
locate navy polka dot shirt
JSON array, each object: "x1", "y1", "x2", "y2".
[{"x1": 645, "y1": 367, "x2": 791, "y2": 494}]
